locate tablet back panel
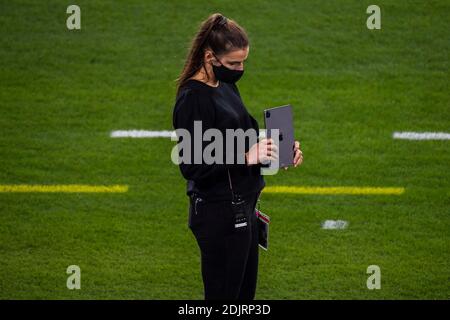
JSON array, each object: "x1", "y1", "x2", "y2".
[{"x1": 263, "y1": 105, "x2": 295, "y2": 168}]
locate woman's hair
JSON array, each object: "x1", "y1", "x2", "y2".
[{"x1": 175, "y1": 13, "x2": 249, "y2": 96}]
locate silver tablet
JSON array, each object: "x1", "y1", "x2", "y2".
[{"x1": 263, "y1": 104, "x2": 295, "y2": 168}]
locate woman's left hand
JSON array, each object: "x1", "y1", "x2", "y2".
[{"x1": 285, "y1": 140, "x2": 303, "y2": 170}]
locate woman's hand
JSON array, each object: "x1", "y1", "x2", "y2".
[
  {"x1": 285, "y1": 140, "x2": 303, "y2": 170},
  {"x1": 245, "y1": 138, "x2": 278, "y2": 165}
]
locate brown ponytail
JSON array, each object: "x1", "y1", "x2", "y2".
[{"x1": 175, "y1": 13, "x2": 249, "y2": 96}]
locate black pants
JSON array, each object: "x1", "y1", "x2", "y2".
[{"x1": 188, "y1": 191, "x2": 260, "y2": 300}]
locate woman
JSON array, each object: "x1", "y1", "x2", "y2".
[{"x1": 172, "y1": 13, "x2": 303, "y2": 300}]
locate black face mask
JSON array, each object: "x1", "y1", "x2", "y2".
[{"x1": 212, "y1": 53, "x2": 244, "y2": 83}]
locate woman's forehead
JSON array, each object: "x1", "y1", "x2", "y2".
[{"x1": 223, "y1": 46, "x2": 249, "y2": 62}]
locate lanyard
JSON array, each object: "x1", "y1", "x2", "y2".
[{"x1": 227, "y1": 169, "x2": 236, "y2": 201}]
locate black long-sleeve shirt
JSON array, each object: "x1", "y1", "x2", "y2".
[{"x1": 172, "y1": 79, "x2": 266, "y2": 201}]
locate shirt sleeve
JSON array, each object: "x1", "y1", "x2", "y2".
[{"x1": 172, "y1": 88, "x2": 251, "y2": 183}]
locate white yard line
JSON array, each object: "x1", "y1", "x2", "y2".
[
  {"x1": 110, "y1": 129, "x2": 267, "y2": 139},
  {"x1": 393, "y1": 132, "x2": 450, "y2": 140},
  {"x1": 110, "y1": 130, "x2": 176, "y2": 138},
  {"x1": 111, "y1": 130, "x2": 450, "y2": 140},
  {"x1": 322, "y1": 220, "x2": 348, "y2": 230}
]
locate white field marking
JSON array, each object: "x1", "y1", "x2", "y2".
[
  {"x1": 322, "y1": 220, "x2": 348, "y2": 230},
  {"x1": 110, "y1": 130, "x2": 176, "y2": 138},
  {"x1": 393, "y1": 132, "x2": 450, "y2": 140},
  {"x1": 110, "y1": 130, "x2": 267, "y2": 139},
  {"x1": 112, "y1": 130, "x2": 450, "y2": 141}
]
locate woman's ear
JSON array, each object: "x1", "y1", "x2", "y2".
[
  {"x1": 203, "y1": 50, "x2": 212, "y2": 65},
  {"x1": 205, "y1": 49, "x2": 220, "y2": 66}
]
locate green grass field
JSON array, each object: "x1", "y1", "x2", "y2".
[{"x1": 0, "y1": 0, "x2": 449, "y2": 299}]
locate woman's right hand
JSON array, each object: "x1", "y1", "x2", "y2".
[{"x1": 245, "y1": 138, "x2": 279, "y2": 165}]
